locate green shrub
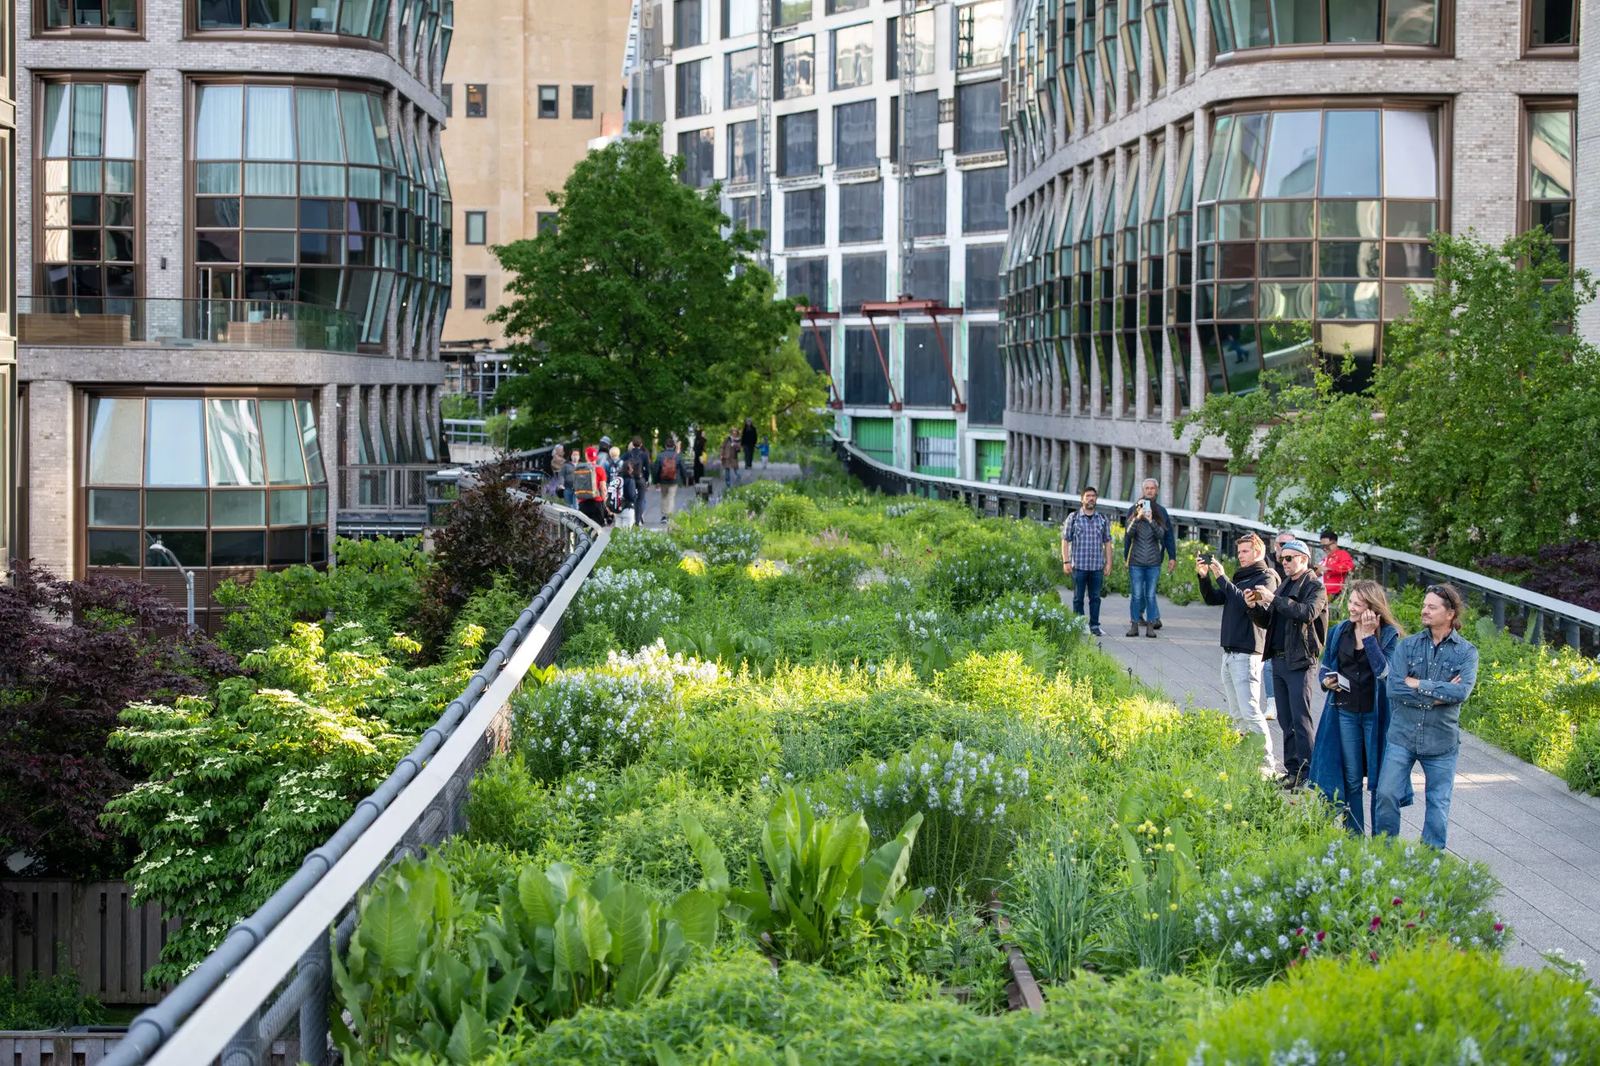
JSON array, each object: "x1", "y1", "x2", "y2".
[
  {"x1": 604, "y1": 526, "x2": 684, "y2": 570},
  {"x1": 926, "y1": 539, "x2": 1055, "y2": 612},
  {"x1": 1173, "y1": 943, "x2": 1600, "y2": 1065},
  {"x1": 1564, "y1": 720, "x2": 1600, "y2": 795},
  {"x1": 571, "y1": 566, "x2": 683, "y2": 652},
  {"x1": 724, "y1": 479, "x2": 793, "y2": 514},
  {"x1": 761, "y1": 493, "x2": 820, "y2": 532},
  {"x1": 655, "y1": 698, "x2": 780, "y2": 791},
  {"x1": 1460, "y1": 626, "x2": 1600, "y2": 787},
  {"x1": 0, "y1": 971, "x2": 106, "y2": 1030},
  {"x1": 463, "y1": 753, "x2": 560, "y2": 853},
  {"x1": 1191, "y1": 833, "x2": 1507, "y2": 983},
  {"x1": 794, "y1": 546, "x2": 868, "y2": 589},
  {"x1": 558, "y1": 621, "x2": 618, "y2": 665},
  {"x1": 968, "y1": 592, "x2": 1086, "y2": 649},
  {"x1": 588, "y1": 775, "x2": 767, "y2": 899},
  {"x1": 511, "y1": 668, "x2": 681, "y2": 783},
  {"x1": 449, "y1": 571, "x2": 533, "y2": 646},
  {"x1": 1005, "y1": 819, "x2": 1106, "y2": 984},
  {"x1": 694, "y1": 516, "x2": 764, "y2": 567}
]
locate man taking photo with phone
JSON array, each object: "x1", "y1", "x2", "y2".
[
  {"x1": 1125, "y1": 479, "x2": 1179, "y2": 632},
  {"x1": 1198, "y1": 532, "x2": 1281, "y2": 776},
  {"x1": 1245, "y1": 538, "x2": 1328, "y2": 789},
  {"x1": 1062, "y1": 486, "x2": 1114, "y2": 636}
]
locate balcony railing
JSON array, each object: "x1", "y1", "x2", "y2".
[{"x1": 17, "y1": 297, "x2": 362, "y2": 354}]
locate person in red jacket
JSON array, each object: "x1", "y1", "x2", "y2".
[
  {"x1": 577, "y1": 445, "x2": 610, "y2": 525},
  {"x1": 1318, "y1": 530, "x2": 1356, "y2": 600}
]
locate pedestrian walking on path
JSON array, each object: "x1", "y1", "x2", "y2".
[
  {"x1": 1122, "y1": 498, "x2": 1167, "y2": 637},
  {"x1": 1245, "y1": 538, "x2": 1328, "y2": 788},
  {"x1": 1374, "y1": 583, "x2": 1479, "y2": 849},
  {"x1": 1125, "y1": 479, "x2": 1179, "y2": 630},
  {"x1": 719, "y1": 432, "x2": 741, "y2": 491},
  {"x1": 693, "y1": 428, "x2": 707, "y2": 485},
  {"x1": 654, "y1": 435, "x2": 688, "y2": 524},
  {"x1": 1197, "y1": 531, "x2": 1280, "y2": 775},
  {"x1": 1307, "y1": 579, "x2": 1413, "y2": 834},
  {"x1": 741, "y1": 418, "x2": 758, "y2": 470},
  {"x1": 560, "y1": 449, "x2": 579, "y2": 509},
  {"x1": 1061, "y1": 486, "x2": 1114, "y2": 636},
  {"x1": 623, "y1": 437, "x2": 651, "y2": 526}
]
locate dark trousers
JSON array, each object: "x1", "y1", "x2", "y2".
[
  {"x1": 1071, "y1": 569, "x2": 1105, "y2": 626},
  {"x1": 1272, "y1": 655, "x2": 1317, "y2": 780},
  {"x1": 743, "y1": 444, "x2": 755, "y2": 469},
  {"x1": 632, "y1": 479, "x2": 647, "y2": 524}
]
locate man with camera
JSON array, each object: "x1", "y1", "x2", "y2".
[
  {"x1": 1198, "y1": 532, "x2": 1281, "y2": 775},
  {"x1": 1245, "y1": 539, "x2": 1328, "y2": 788},
  {"x1": 1124, "y1": 479, "x2": 1179, "y2": 634}
]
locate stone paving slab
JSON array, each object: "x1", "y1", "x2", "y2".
[{"x1": 1079, "y1": 592, "x2": 1600, "y2": 971}]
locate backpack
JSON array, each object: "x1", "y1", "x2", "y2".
[
  {"x1": 659, "y1": 452, "x2": 679, "y2": 482},
  {"x1": 573, "y1": 463, "x2": 601, "y2": 501},
  {"x1": 606, "y1": 469, "x2": 626, "y2": 512}
]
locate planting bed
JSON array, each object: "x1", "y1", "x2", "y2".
[{"x1": 333, "y1": 478, "x2": 1600, "y2": 1065}]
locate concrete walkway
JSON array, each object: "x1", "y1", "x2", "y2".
[
  {"x1": 631, "y1": 461, "x2": 804, "y2": 527},
  {"x1": 1084, "y1": 592, "x2": 1600, "y2": 971}
]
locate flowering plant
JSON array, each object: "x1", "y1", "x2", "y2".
[
  {"x1": 512, "y1": 666, "x2": 682, "y2": 782},
  {"x1": 572, "y1": 566, "x2": 683, "y2": 652},
  {"x1": 694, "y1": 516, "x2": 764, "y2": 568}
]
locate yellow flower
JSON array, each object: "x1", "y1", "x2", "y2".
[
  {"x1": 1241, "y1": 821, "x2": 1250, "y2": 828},
  {"x1": 1163, "y1": 826, "x2": 1173, "y2": 836},
  {"x1": 1169, "y1": 902, "x2": 1179, "y2": 911},
  {"x1": 1182, "y1": 788, "x2": 1194, "y2": 799},
  {"x1": 1165, "y1": 842, "x2": 1176, "y2": 851},
  {"x1": 1044, "y1": 794, "x2": 1055, "y2": 802},
  {"x1": 1223, "y1": 802, "x2": 1233, "y2": 811},
  {"x1": 1217, "y1": 771, "x2": 1229, "y2": 781}
]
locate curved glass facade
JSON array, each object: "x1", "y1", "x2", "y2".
[
  {"x1": 195, "y1": 0, "x2": 390, "y2": 39},
  {"x1": 1195, "y1": 105, "x2": 1441, "y2": 394},
  {"x1": 192, "y1": 84, "x2": 450, "y2": 346},
  {"x1": 1209, "y1": 0, "x2": 1440, "y2": 53}
]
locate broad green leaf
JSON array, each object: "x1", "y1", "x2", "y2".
[
  {"x1": 679, "y1": 812, "x2": 729, "y2": 894},
  {"x1": 600, "y1": 881, "x2": 655, "y2": 968},
  {"x1": 574, "y1": 891, "x2": 613, "y2": 968},
  {"x1": 356, "y1": 883, "x2": 421, "y2": 977},
  {"x1": 613, "y1": 952, "x2": 654, "y2": 1006},
  {"x1": 485, "y1": 966, "x2": 525, "y2": 1024},
  {"x1": 517, "y1": 865, "x2": 560, "y2": 929},
  {"x1": 862, "y1": 812, "x2": 922, "y2": 913},
  {"x1": 653, "y1": 1040, "x2": 687, "y2": 1066},
  {"x1": 552, "y1": 905, "x2": 590, "y2": 981},
  {"x1": 670, "y1": 889, "x2": 721, "y2": 950},
  {"x1": 445, "y1": 1005, "x2": 492, "y2": 1066}
]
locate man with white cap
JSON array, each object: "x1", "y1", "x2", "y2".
[{"x1": 1245, "y1": 538, "x2": 1328, "y2": 788}]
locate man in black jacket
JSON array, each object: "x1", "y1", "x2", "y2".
[
  {"x1": 1198, "y1": 532, "x2": 1280, "y2": 775},
  {"x1": 740, "y1": 418, "x2": 758, "y2": 469},
  {"x1": 1246, "y1": 538, "x2": 1328, "y2": 788}
]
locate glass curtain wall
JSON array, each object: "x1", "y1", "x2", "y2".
[
  {"x1": 1209, "y1": 0, "x2": 1440, "y2": 53},
  {"x1": 194, "y1": 0, "x2": 391, "y2": 38},
  {"x1": 1165, "y1": 125, "x2": 1195, "y2": 410},
  {"x1": 1524, "y1": 105, "x2": 1574, "y2": 264}
]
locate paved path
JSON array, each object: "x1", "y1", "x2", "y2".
[
  {"x1": 1084, "y1": 592, "x2": 1600, "y2": 971},
  {"x1": 627, "y1": 461, "x2": 804, "y2": 527}
]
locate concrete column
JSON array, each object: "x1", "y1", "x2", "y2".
[{"x1": 26, "y1": 380, "x2": 75, "y2": 577}]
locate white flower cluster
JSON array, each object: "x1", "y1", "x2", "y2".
[
  {"x1": 969, "y1": 594, "x2": 1085, "y2": 639},
  {"x1": 894, "y1": 609, "x2": 948, "y2": 642},
  {"x1": 556, "y1": 773, "x2": 601, "y2": 810},
  {"x1": 575, "y1": 566, "x2": 683, "y2": 641},
  {"x1": 884, "y1": 501, "x2": 927, "y2": 519},
  {"x1": 607, "y1": 527, "x2": 685, "y2": 567},
  {"x1": 603, "y1": 639, "x2": 721, "y2": 686},
  {"x1": 514, "y1": 668, "x2": 682, "y2": 777},
  {"x1": 696, "y1": 519, "x2": 764, "y2": 567},
  {"x1": 842, "y1": 740, "x2": 1030, "y2": 826}
]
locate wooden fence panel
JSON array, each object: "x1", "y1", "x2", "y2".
[{"x1": 2, "y1": 881, "x2": 179, "y2": 1006}]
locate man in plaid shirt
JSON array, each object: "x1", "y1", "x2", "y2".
[{"x1": 1062, "y1": 485, "x2": 1115, "y2": 636}]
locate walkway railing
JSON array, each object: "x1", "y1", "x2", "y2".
[
  {"x1": 100, "y1": 505, "x2": 608, "y2": 1066},
  {"x1": 833, "y1": 437, "x2": 1600, "y2": 652}
]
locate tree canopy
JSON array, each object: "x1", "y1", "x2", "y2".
[
  {"x1": 489, "y1": 126, "x2": 800, "y2": 446},
  {"x1": 1175, "y1": 229, "x2": 1600, "y2": 565}
]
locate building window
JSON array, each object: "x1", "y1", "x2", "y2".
[
  {"x1": 778, "y1": 110, "x2": 818, "y2": 176},
  {"x1": 777, "y1": 36, "x2": 815, "y2": 99},
  {"x1": 776, "y1": 0, "x2": 810, "y2": 27},
  {"x1": 537, "y1": 212, "x2": 559, "y2": 235},
  {"x1": 962, "y1": 167, "x2": 1006, "y2": 233},
  {"x1": 910, "y1": 171, "x2": 946, "y2": 237},
  {"x1": 839, "y1": 180, "x2": 883, "y2": 242},
  {"x1": 784, "y1": 186, "x2": 826, "y2": 248},
  {"x1": 1524, "y1": 103, "x2": 1574, "y2": 264},
  {"x1": 1193, "y1": 106, "x2": 1444, "y2": 397},
  {"x1": 834, "y1": 100, "x2": 877, "y2": 170},
  {"x1": 904, "y1": 329, "x2": 953, "y2": 406},
  {"x1": 191, "y1": 0, "x2": 390, "y2": 37},
  {"x1": 965, "y1": 243, "x2": 1002, "y2": 310},
  {"x1": 828, "y1": 0, "x2": 866, "y2": 12},
  {"x1": 906, "y1": 89, "x2": 939, "y2": 162},
  {"x1": 466, "y1": 84, "x2": 487, "y2": 117},
  {"x1": 1140, "y1": 138, "x2": 1168, "y2": 415},
  {"x1": 841, "y1": 252, "x2": 885, "y2": 312},
  {"x1": 1210, "y1": 0, "x2": 1441, "y2": 53},
  {"x1": 845, "y1": 328, "x2": 892, "y2": 405},
  {"x1": 538, "y1": 85, "x2": 558, "y2": 119},
  {"x1": 676, "y1": 60, "x2": 708, "y2": 117},
  {"x1": 188, "y1": 84, "x2": 430, "y2": 347},
  {"x1": 1167, "y1": 124, "x2": 1196, "y2": 410},
  {"x1": 36, "y1": 81, "x2": 140, "y2": 315},
  {"x1": 908, "y1": 246, "x2": 949, "y2": 302},
  {"x1": 1529, "y1": 0, "x2": 1578, "y2": 46},
  {"x1": 967, "y1": 322, "x2": 1003, "y2": 423},
  {"x1": 728, "y1": 120, "x2": 758, "y2": 183},
  {"x1": 442, "y1": 83, "x2": 453, "y2": 118},
  {"x1": 887, "y1": 11, "x2": 936, "y2": 79},
  {"x1": 786, "y1": 255, "x2": 827, "y2": 307},
  {"x1": 573, "y1": 85, "x2": 594, "y2": 120},
  {"x1": 956, "y1": 80, "x2": 1001, "y2": 155},
  {"x1": 832, "y1": 23, "x2": 874, "y2": 90},
  {"x1": 723, "y1": 0, "x2": 756, "y2": 37},
  {"x1": 47, "y1": 0, "x2": 136, "y2": 28},
  {"x1": 728, "y1": 196, "x2": 758, "y2": 230},
  {"x1": 958, "y1": 0, "x2": 1006, "y2": 66},
  {"x1": 464, "y1": 211, "x2": 486, "y2": 245},
  {"x1": 726, "y1": 48, "x2": 758, "y2": 108},
  {"x1": 464, "y1": 275, "x2": 486, "y2": 309},
  {"x1": 675, "y1": 0, "x2": 703, "y2": 46},
  {"x1": 82, "y1": 394, "x2": 330, "y2": 621},
  {"x1": 678, "y1": 129, "x2": 715, "y2": 187}
]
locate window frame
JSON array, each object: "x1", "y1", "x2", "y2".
[
  {"x1": 442, "y1": 83, "x2": 452, "y2": 118},
  {"x1": 1523, "y1": 0, "x2": 1579, "y2": 54},
  {"x1": 573, "y1": 84, "x2": 594, "y2": 120},
  {"x1": 463, "y1": 274, "x2": 486, "y2": 309},
  {"x1": 40, "y1": 0, "x2": 142, "y2": 37},
  {"x1": 181, "y1": 0, "x2": 393, "y2": 47},
  {"x1": 463, "y1": 210, "x2": 486, "y2": 245},
  {"x1": 466, "y1": 83, "x2": 488, "y2": 117},
  {"x1": 1208, "y1": 0, "x2": 1455, "y2": 61},
  {"x1": 537, "y1": 84, "x2": 558, "y2": 119},
  {"x1": 1519, "y1": 97, "x2": 1575, "y2": 267}
]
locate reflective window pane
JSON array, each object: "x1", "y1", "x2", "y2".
[
  {"x1": 962, "y1": 167, "x2": 1007, "y2": 233},
  {"x1": 89, "y1": 489, "x2": 141, "y2": 527},
  {"x1": 1219, "y1": 112, "x2": 1267, "y2": 200},
  {"x1": 841, "y1": 252, "x2": 885, "y2": 312},
  {"x1": 1382, "y1": 111, "x2": 1438, "y2": 198},
  {"x1": 211, "y1": 529, "x2": 267, "y2": 567},
  {"x1": 956, "y1": 80, "x2": 1001, "y2": 155},
  {"x1": 1269, "y1": 0, "x2": 1321, "y2": 43},
  {"x1": 260, "y1": 399, "x2": 308, "y2": 484},
  {"x1": 784, "y1": 187, "x2": 826, "y2": 248},
  {"x1": 910, "y1": 171, "x2": 946, "y2": 237},
  {"x1": 1327, "y1": 0, "x2": 1380, "y2": 40},
  {"x1": 146, "y1": 398, "x2": 208, "y2": 486},
  {"x1": 1260, "y1": 111, "x2": 1320, "y2": 198},
  {"x1": 1260, "y1": 199, "x2": 1315, "y2": 237},
  {"x1": 778, "y1": 111, "x2": 818, "y2": 176},
  {"x1": 1319, "y1": 200, "x2": 1381, "y2": 238},
  {"x1": 1318, "y1": 111, "x2": 1380, "y2": 197},
  {"x1": 966, "y1": 243, "x2": 1002, "y2": 310},
  {"x1": 1385, "y1": 200, "x2": 1437, "y2": 238},
  {"x1": 207, "y1": 399, "x2": 266, "y2": 486},
  {"x1": 834, "y1": 100, "x2": 877, "y2": 170},
  {"x1": 726, "y1": 49, "x2": 758, "y2": 108},
  {"x1": 272, "y1": 488, "x2": 309, "y2": 525},
  {"x1": 212, "y1": 489, "x2": 267, "y2": 526},
  {"x1": 777, "y1": 37, "x2": 815, "y2": 99},
  {"x1": 832, "y1": 23, "x2": 873, "y2": 89},
  {"x1": 145, "y1": 490, "x2": 209, "y2": 528},
  {"x1": 839, "y1": 180, "x2": 883, "y2": 242},
  {"x1": 1529, "y1": 111, "x2": 1573, "y2": 198},
  {"x1": 87, "y1": 397, "x2": 143, "y2": 485},
  {"x1": 88, "y1": 529, "x2": 141, "y2": 567},
  {"x1": 245, "y1": 87, "x2": 296, "y2": 160},
  {"x1": 1385, "y1": 0, "x2": 1437, "y2": 43}
]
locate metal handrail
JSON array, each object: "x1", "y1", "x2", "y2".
[
  {"x1": 102, "y1": 505, "x2": 609, "y2": 1066},
  {"x1": 832, "y1": 435, "x2": 1600, "y2": 651}
]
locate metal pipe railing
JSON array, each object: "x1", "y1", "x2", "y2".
[{"x1": 832, "y1": 435, "x2": 1600, "y2": 653}]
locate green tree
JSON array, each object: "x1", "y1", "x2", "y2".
[
  {"x1": 714, "y1": 323, "x2": 832, "y2": 447},
  {"x1": 1175, "y1": 229, "x2": 1600, "y2": 564},
  {"x1": 489, "y1": 126, "x2": 797, "y2": 445}
]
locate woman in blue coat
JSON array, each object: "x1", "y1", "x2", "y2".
[{"x1": 1307, "y1": 579, "x2": 1413, "y2": 833}]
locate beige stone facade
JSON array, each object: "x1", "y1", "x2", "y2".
[
  {"x1": 440, "y1": 0, "x2": 631, "y2": 345},
  {"x1": 1002, "y1": 0, "x2": 1578, "y2": 515}
]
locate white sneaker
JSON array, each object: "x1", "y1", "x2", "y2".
[{"x1": 1263, "y1": 701, "x2": 1278, "y2": 721}]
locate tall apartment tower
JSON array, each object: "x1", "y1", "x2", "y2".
[
  {"x1": 14, "y1": 0, "x2": 453, "y2": 628},
  {"x1": 1000, "y1": 0, "x2": 1579, "y2": 513},
  {"x1": 440, "y1": 0, "x2": 632, "y2": 350},
  {"x1": 633, "y1": 0, "x2": 1010, "y2": 480}
]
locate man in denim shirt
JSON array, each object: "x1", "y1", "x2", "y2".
[{"x1": 1373, "y1": 584, "x2": 1480, "y2": 849}]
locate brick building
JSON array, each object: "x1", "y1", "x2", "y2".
[
  {"x1": 1000, "y1": 0, "x2": 1578, "y2": 513},
  {"x1": 12, "y1": 0, "x2": 452, "y2": 627}
]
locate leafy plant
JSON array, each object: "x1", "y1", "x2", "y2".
[
  {"x1": 1111, "y1": 789, "x2": 1198, "y2": 974},
  {"x1": 1005, "y1": 821, "x2": 1107, "y2": 983},
  {"x1": 572, "y1": 566, "x2": 684, "y2": 652},
  {"x1": 926, "y1": 538, "x2": 1055, "y2": 612},
  {"x1": 794, "y1": 546, "x2": 868, "y2": 589},
  {"x1": 1478, "y1": 539, "x2": 1600, "y2": 612},
  {"x1": 725, "y1": 479, "x2": 796, "y2": 515},
  {"x1": 511, "y1": 668, "x2": 682, "y2": 783},
  {"x1": 728, "y1": 788, "x2": 925, "y2": 963},
  {"x1": 0, "y1": 970, "x2": 107, "y2": 1031},
  {"x1": 762, "y1": 493, "x2": 821, "y2": 533},
  {"x1": 693, "y1": 516, "x2": 764, "y2": 568},
  {"x1": 0, "y1": 564, "x2": 238, "y2": 880}
]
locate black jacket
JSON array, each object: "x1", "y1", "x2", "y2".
[
  {"x1": 1247, "y1": 570, "x2": 1329, "y2": 671},
  {"x1": 1199, "y1": 561, "x2": 1280, "y2": 655},
  {"x1": 741, "y1": 423, "x2": 758, "y2": 449}
]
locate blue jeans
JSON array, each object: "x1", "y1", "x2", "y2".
[
  {"x1": 564, "y1": 488, "x2": 576, "y2": 508},
  {"x1": 1128, "y1": 565, "x2": 1160, "y2": 623},
  {"x1": 1336, "y1": 707, "x2": 1380, "y2": 834},
  {"x1": 1071, "y1": 569, "x2": 1105, "y2": 627},
  {"x1": 1373, "y1": 739, "x2": 1460, "y2": 849}
]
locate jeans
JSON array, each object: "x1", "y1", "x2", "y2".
[
  {"x1": 564, "y1": 488, "x2": 576, "y2": 509},
  {"x1": 1336, "y1": 707, "x2": 1380, "y2": 834},
  {"x1": 1261, "y1": 656, "x2": 1275, "y2": 702},
  {"x1": 1373, "y1": 739, "x2": 1459, "y2": 849},
  {"x1": 1128, "y1": 565, "x2": 1161, "y2": 623},
  {"x1": 1071, "y1": 569, "x2": 1105, "y2": 626},
  {"x1": 632, "y1": 480, "x2": 647, "y2": 525},
  {"x1": 1271, "y1": 656, "x2": 1317, "y2": 780},
  {"x1": 660, "y1": 484, "x2": 678, "y2": 519},
  {"x1": 1220, "y1": 652, "x2": 1274, "y2": 772}
]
